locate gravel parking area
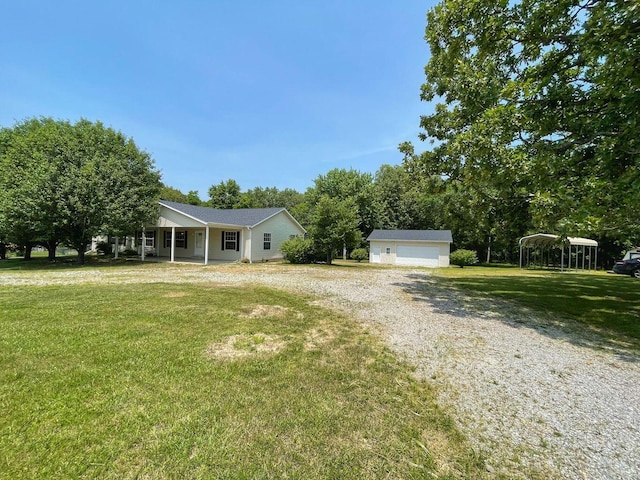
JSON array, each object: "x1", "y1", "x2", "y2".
[{"x1": 2, "y1": 263, "x2": 639, "y2": 479}]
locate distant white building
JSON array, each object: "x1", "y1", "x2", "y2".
[{"x1": 367, "y1": 230, "x2": 453, "y2": 267}]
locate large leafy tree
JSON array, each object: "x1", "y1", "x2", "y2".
[
  {"x1": 308, "y1": 195, "x2": 361, "y2": 265},
  {"x1": 207, "y1": 179, "x2": 242, "y2": 209},
  {"x1": 402, "y1": 0, "x2": 639, "y2": 250},
  {"x1": 0, "y1": 118, "x2": 69, "y2": 259},
  {"x1": 305, "y1": 168, "x2": 382, "y2": 238},
  {"x1": 0, "y1": 117, "x2": 162, "y2": 263},
  {"x1": 373, "y1": 164, "x2": 447, "y2": 231}
]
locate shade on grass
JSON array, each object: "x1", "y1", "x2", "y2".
[{"x1": 435, "y1": 267, "x2": 640, "y2": 350}]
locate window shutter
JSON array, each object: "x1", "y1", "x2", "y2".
[
  {"x1": 221, "y1": 231, "x2": 225, "y2": 250},
  {"x1": 236, "y1": 231, "x2": 240, "y2": 251}
]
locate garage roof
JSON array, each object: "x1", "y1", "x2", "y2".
[{"x1": 367, "y1": 229, "x2": 453, "y2": 243}]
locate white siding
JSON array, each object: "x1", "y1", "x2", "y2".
[
  {"x1": 157, "y1": 208, "x2": 204, "y2": 228},
  {"x1": 368, "y1": 240, "x2": 450, "y2": 267},
  {"x1": 250, "y1": 211, "x2": 305, "y2": 262},
  {"x1": 208, "y1": 229, "x2": 243, "y2": 261},
  {"x1": 157, "y1": 229, "x2": 196, "y2": 258}
]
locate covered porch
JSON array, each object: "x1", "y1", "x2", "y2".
[{"x1": 138, "y1": 225, "x2": 251, "y2": 265}]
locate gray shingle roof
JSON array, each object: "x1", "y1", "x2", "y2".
[
  {"x1": 160, "y1": 200, "x2": 286, "y2": 227},
  {"x1": 366, "y1": 229, "x2": 453, "y2": 242}
]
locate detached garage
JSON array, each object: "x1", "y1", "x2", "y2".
[{"x1": 366, "y1": 230, "x2": 453, "y2": 267}]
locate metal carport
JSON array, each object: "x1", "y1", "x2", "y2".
[{"x1": 519, "y1": 234, "x2": 598, "y2": 271}]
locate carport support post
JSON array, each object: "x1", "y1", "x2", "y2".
[
  {"x1": 170, "y1": 226, "x2": 176, "y2": 263},
  {"x1": 569, "y1": 245, "x2": 572, "y2": 270},
  {"x1": 204, "y1": 226, "x2": 210, "y2": 265},
  {"x1": 519, "y1": 241, "x2": 523, "y2": 268}
]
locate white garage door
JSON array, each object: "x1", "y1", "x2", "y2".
[{"x1": 396, "y1": 245, "x2": 439, "y2": 267}]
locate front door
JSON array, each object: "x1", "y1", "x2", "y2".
[{"x1": 194, "y1": 231, "x2": 204, "y2": 257}]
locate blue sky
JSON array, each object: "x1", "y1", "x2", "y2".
[{"x1": 1, "y1": 1, "x2": 437, "y2": 198}]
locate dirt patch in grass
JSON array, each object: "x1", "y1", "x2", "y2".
[
  {"x1": 162, "y1": 292, "x2": 189, "y2": 298},
  {"x1": 304, "y1": 326, "x2": 337, "y2": 351},
  {"x1": 241, "y1": 304, "x2": 304, "y2": 319},
  {"x1": 205, "y1": 334, "x2": 287, "y2": 359}
]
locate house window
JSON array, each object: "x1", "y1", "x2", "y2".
[
  {"x1": 137, "y1": 231, "x2": 156, "y2": 248},
  {"x1": 145, "y1": 231, "x2": 156, "y2": 248},
  {"x1": 223, "y1": 231, "x2": 238, "y2": 251},
  {"x1": 386, "y1": 247, "x2": 391, "y2": 254},
  {"x1": 263, "y1": 233, "x2": 271, "y2": 250},
  {"x1": 164, "y1": 230, "x2": 188, "y2": 249}
]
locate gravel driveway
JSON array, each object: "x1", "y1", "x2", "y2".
[{"x1": 2, "y1": 263, "x2": 639, "y2": 479}]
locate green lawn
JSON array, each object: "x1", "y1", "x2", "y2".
[
  {"x1": 434, "y1": 266, "x2": 640, "y2": 350},
  {"x1": 0, "y1": 281, "x2": 494, "y2": 479}
]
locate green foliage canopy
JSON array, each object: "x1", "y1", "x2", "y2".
[
  {"x1": 0, "y1": 117, "x2": 161, "y2": 263},
  {"x1": 305, "y1": 168, "x2": 382, "y2": 237},
  {"x1": 237, "y1": 186, "x2": 304, "y2": 210},
  {"x1": 402, "y1": 0, "x2": 639, "y2": 245},
  {"x1": 160, "y1": 185, "x2": 203, "y2": 205},
  {"x1": 208, "y1": 179, "x2": 242, "y2": 209},
  {"x1": 308, "y1": 195, "x2": 361, "y2": 265}
]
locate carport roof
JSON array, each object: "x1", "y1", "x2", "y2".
[
  {"x1": 519, "y1": 233, "x2": 598, "y2": 247},
  {"x1": 367, "y1": 229, "x2": 453, "y2": 243}
]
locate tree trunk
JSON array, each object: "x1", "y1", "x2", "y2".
[
  {"x1": 486, "y1": 236, "x2": 491, "y2": 264},
  {"x1": 75, "y1": 242, "x2": 89, "y2": 265},
  {"x1": 46, "y1": 239, "x2": 58, "y2": 261},
  {"x1": 0, "y1": 242, "x2": 6, "y2": 260},
  {"x1": 326, "y1": 250, "x2": 332, "y2": 265},
  {"x1": 23, "y1": 243, "x2": 33, "y2": 260}
]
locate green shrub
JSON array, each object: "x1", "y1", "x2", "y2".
[
  {"x1": 450, "y1": 249, "x2": 478, "y2": 268},
  {"x1": 350, "y1": 248, "x2": 368, "y2": 262},
  {"x1": 280, "y1": 237, "x2": 316, "y2": 264},
  {"x1": 95, "y1": 241, "x2": 112, "y2": 256}
]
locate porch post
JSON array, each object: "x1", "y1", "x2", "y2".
[
  {"x1": 171, "y1": 226, "x2": 176, "y2": 262},
  {"x1": 141, "y1": 228, "x2": 146, "y2": 262},
  {"x1": 204, "y1": 226, "x2": 210, "y2": 265},
  {"x1": 248, "y1": 227, "x2": 252, "y2": 264},
  {"x1": 240, "y1": 228, "x2": 245, "y2": 260}
]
